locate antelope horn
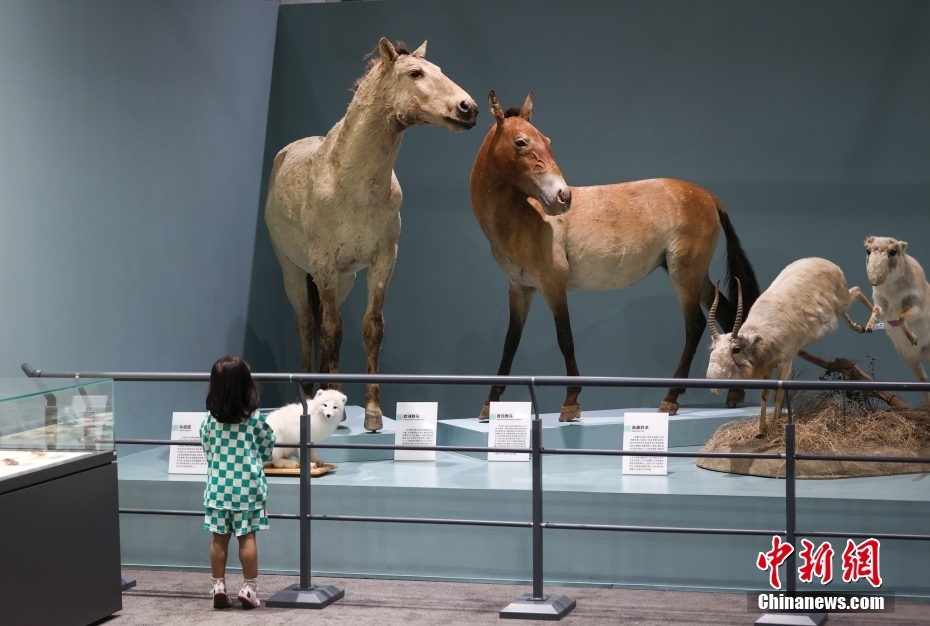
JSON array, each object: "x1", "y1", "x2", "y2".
[
  {"x1": 731, "y1": 277, "x2": 744, "y2": 336},
  {"x1": 708, "y1": 282, "x2": 720, "y2": 341}
]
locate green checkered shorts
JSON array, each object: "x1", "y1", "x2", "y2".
[{"x1": 204, "y1": 507, "x2": 269, "y2": 536}]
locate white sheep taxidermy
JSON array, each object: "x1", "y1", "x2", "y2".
[
  {"x1": 706, "y1": 257, "x2": 872, "y2": 436},
  {"x1": 864, "y1": 236, "x2": 930, "y2": 407}
]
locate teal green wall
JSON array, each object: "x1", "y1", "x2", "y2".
[
  {"x1": 267, "y1": 0, "x2": 930, "y2": 417},
  {"x1": 0, "y1": 0, "x2": 280, "y2": 441}
]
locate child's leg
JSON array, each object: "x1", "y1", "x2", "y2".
[
  {"x1": 210, "y1": 533, "x2": 232, "y2": 578},
  {"x1": 237, "y1": 532, "x2": 258, "y2": 579}
]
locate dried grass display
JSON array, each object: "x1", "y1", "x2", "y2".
[{"x1": 696, "y1": 352, "x2": 930, "y2": 478}]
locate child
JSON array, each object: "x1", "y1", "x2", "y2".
[{"x1": 201, "y1": 355, "x2": 276, "y2": 609}]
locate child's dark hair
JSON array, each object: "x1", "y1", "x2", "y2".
[{"x1": 206, "y1": 355, "x2": 259, "y2": 424}]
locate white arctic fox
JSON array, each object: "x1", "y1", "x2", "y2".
[{"x1": 264, "y1": 389, "x2": 347, "y2": 469}]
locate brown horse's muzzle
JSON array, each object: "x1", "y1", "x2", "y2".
[{"x1": 537, "y1": 177, "x2": 571, "y2": 215}]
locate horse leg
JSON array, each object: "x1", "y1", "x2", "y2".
[
  {"x1": 360, "y1": 249, "x2": 396, "y2": 432},
  {"x1": 700, "y1": 274, "x2": 744, "y2": 407},
  {"x1": 271, "y1": 241, "x2": 317, "y2": 396},
  {"x1": 661, "y1": 263, "x2": 709, "y2": 415},
  {"x1": 324, "y1": 271, "x2": 357, "y2": 390},
  {"x1": 540, "y1": 289, "x2": 581, "y2": 422},
  {"x1": 480, "y1": 283, "x2": 536, "y2": 420},
  {"x1": 315, "y1": 272, "x2": 343, "y2": 380}
]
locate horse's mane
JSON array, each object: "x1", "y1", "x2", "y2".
[
  {"x1": 503, "y1": 107, "x2": 523, "y2": 118},
  {"x1": 351, "y1": 41, "x2": 412, "y2": 93}
]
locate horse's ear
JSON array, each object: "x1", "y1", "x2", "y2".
[
  {"x1": 520, "y1": 91, "x2": 533, "y2": 121},
  {"x1": 900, "y1": 241, "x2": 908, "y2": 254},
  {"x1": 412, "y1": 40, "x2": 427, "y2": 57},
  {"x1": 488, "y1": 90, "x2": 504, "y2": 121},
  {"x1": 379, "y1": 37, "x2": 398, "y2": 63}
]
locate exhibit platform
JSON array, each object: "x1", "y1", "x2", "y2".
[
  {"x1": 306, "y1": 404, "x2": 395, "y2": 463},
  {"x1": 117, "y1": 406, "x2": 930, "y2": 599},
  {"x1": 438, "y1": 405, "x2": 752, "y2": 459}
]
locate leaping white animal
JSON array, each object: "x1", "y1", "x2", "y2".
[
  {"x1": 706, "y1": 257, "x2": 873, "y2": 436},
  {"x1": 264, "y1": 39, "x2": 478, "y2": 432},
  {"x1": 864, "y1": 236, "x2": 930, "y2": 407}
]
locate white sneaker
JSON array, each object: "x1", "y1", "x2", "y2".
[
  {"x1": 212, "y1": 580, "x2": 231, "y2": 609},
  {"x1": 238, "y1": 582, "x2": 260, "y2": 609}
]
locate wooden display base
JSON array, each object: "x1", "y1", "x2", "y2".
[{"x1": 265, "y1": 463, "x2": 337, "y2": 478}]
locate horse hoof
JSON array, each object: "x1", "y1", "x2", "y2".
[
  {"x1": 725, "y1": 389, "x2": 745, "y2": 407},
  {"x1": 559, "y1": 404, "x2": 581, "y2": 422},
  {"x1": 364, "y1": 411, "x2": 383, "y2": 432},
  {"x1": 658, "y1": 401, "x2": 679, "y2": 415},
  {"x1": 478, "y1": 404, "x2": 490, "y2": 422}
]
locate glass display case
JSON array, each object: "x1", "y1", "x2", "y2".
[
  {"x1": 1, "y1": 377, "x2": 122, "y2": 625},
  {"x1": 0, "y1": 377, "x2": 114, "y2": 482}
]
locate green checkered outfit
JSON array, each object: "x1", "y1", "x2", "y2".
[{"x1": 200, "y1": 411, "x2": 276, "y2": 536}]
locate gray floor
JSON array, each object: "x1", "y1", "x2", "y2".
[{"x1": 107, "y1": 570, "x2": 930, "y2": 626}]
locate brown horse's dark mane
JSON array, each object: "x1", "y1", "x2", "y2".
[
  {"x1": 504, "y1": 107, "x2": 522, "y2": 118},
  {"x1": 352, "y1": 41, "x2": 412, "y2": 93}
]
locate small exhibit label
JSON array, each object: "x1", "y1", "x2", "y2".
[
  {"x1": 488, "y1": 401, "x2": 531, "y2": 461},
  {"x1": 168, "y1": 412, "x2": 207, "y2": 474},
  {"x1": 621, "y1": 412, "x2": 669, "y2": 475},
  {"x1": 394, "y1": 402, "x2": 438, "y2": 461}
]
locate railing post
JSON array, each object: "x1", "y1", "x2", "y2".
[
  {"x1": 266, "y1": 382, "x2": 344, "y2": 609},
  {"x1": 756, "y1": 382, "x2": 825, "y2": 626},
  {"x1": 500, "y1": 379, "x2": 576, "y2": 620}
]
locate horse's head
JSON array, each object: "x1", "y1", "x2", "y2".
[
  {"x1": 482, "y1": 91, "x2": 571, "y2": 216},
  {"x1": 375, "y1": 38, "x2": 478, "y2": 132}
]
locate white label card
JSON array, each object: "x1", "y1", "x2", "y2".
[
  {"x1": 394, "y1": 402, "x2": 438, "y2": 461},
  {"x1": 488, "y1": 401, "x2": 531, "y2": 462},
  {"x1": 168, "y1": 412, "x2": 207, "y2": 475},
  {"x1": 621, "y1": 412, "x2": 669, "y2": 475}
]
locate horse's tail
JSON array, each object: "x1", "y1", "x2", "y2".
[
  {"x1": 717, "y1": 204, "x2": 761, "y2": 331},
  {"x1": 306, "y1": 273, "x2": 323, "y2": 373}
]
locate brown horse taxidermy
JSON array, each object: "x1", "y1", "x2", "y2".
[{"x1": 471, "y1": 92, "x2": 760, "y2": 420}]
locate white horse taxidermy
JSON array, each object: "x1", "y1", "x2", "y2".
[{"x1": 265, "y1": 39, "x2": 477, "y2": 432}]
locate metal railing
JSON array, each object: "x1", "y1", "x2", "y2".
[{"x1": 21, "y1": 364, "x2": 930, "y2": 619}]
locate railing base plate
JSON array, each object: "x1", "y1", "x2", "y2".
[
  {"x1": 500, "y1": 593, "x2": 576, "y2": 620},
  {"x1": 755, "y1": 612, "x2": 827, "y2": 626},
  {"x1": 265, "y1": 583, "x2": 344, "y2": 609}
]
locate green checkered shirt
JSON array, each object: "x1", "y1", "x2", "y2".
[{"x1": 200, "y1": 411, "x2": 276, "y2": 511}]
